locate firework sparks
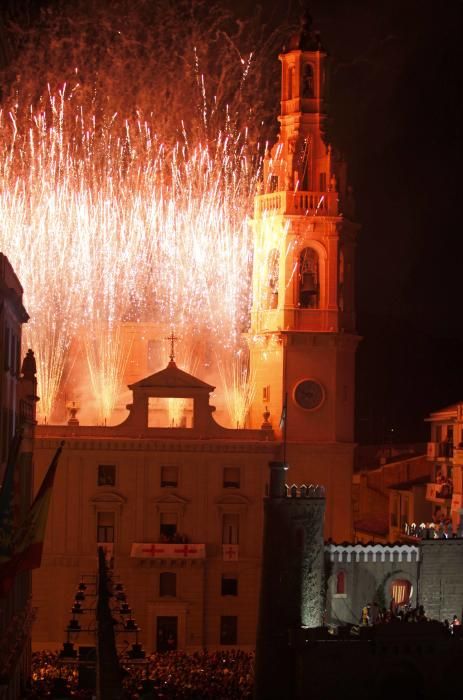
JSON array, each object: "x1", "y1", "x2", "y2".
[{"x1": 0, "y1": 91, "x2": 258, "y2": 423}]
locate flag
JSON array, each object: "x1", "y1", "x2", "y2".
[
  {"x1": 0, "y1": 433, "x2": 23, "y2": 569},
  {"x1": 279, "y1": 393, "x2": 288, "y2": 430},
  {"x1": 0, "y1": 441, "x2": 64, "y2": 596}
]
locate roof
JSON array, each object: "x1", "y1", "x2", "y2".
[
  {"x1": 425, "y1": 403, "x2": 461, "y2": 420},
  {"x1": 128, "y1": 361, "x2": 215, "y2": 392},
  {"x1": 388, "y1": 474, "x2": 430, "y2": 491}
]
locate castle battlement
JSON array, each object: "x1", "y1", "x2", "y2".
[
  {"x1": 286, "y1": 483, "x2": 325, "y2": 499},
  {"x1": 325, "y1": 542, "x2": 420, "y2": 564}
]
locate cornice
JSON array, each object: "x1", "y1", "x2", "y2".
[{"x1": 35, "y1": 437, "x2": 277, "y2": 454}]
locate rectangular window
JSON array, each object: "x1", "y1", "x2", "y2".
[
  {"x1": 222, "y1": 514, "x2": 239, "y2": 545},
  {"x1": 223, "y1": 467, "x2": 240, "y2": 489},
  {"x1": 221, "y1": 576, "x2": 238, "y2": 596},
  {"x1": 98, "y1": 464, "x2": 116, "y2": 486},
  {"x1": 160, "y1": 572, "x2": 177, "y2": 597},
  {"x1": 262, "y1": 385, "x2": 270, "y2": 402},
  {"x1": 160, "y1": 512, "x2": 178, "y2": 541},
  {"x1": 319, "y1": 172, "x2": 327, "y2": 192},
  {"x1": 97, "y1": 512, "x2": 115, "y2": 543},
  {"x1": 148, "y1": 397, "x2": 194, "y2": 428},
  {"x1": 220, "y1": 616, "x2": 238, "y2": 645},
  {"x1": 161, "y1": 466, "x2": 178, "y2": 488}
]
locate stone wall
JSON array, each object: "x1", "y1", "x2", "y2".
[{"x1": 419, "y1": 539, "x2": 463, "y2": 622}]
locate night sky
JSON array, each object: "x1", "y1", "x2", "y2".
[{"x1": 2, "y1": 0, "x2": 462, "y2": 444}]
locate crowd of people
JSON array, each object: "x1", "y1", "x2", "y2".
[
  {"x1": 26, "y1": 649, "x2": 254, "y2": 698},
  {"x1": 359, "y1": 601, "x2": 462, "y2": 632}
]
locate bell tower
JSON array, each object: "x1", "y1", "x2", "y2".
[{"x1": 248, "y1": 14, "x2": 359, "y2": 541}]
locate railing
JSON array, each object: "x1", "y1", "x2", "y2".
[
  {"x1": 255, "y1": 190, "x2": 338, "y2": 217},
  {"x1": 426, "y1": 482, "x2": 453, "y2": 502},
  {"x1": 403, "y1": 522, "x2": 461, "y2": 539},
  {"x1": 251, "y1": 308, "x2": 340, "y2": 334},
  {"x1": 130, "y1": 543, "x2": 206, "y2": 559}
]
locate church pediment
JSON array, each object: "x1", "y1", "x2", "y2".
[
  {"x1": 129, "y1": 361, "x2": 214, "y2": 393},
  {"x1": 152, "y1": 493, "x2": 190, "y2": 506},
  {"x1": 90, "y1": 490, "x2": 127, "y2": 505},
  {"x1": 215, "y1": 494, "x2": 251, "y2": 506}
]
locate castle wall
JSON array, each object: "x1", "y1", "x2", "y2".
[
  {"x1": 326, "y1": 544, "x2": 420, "y2": 625},
  {"x1": 419, "y1": 539, "x2": 463, "y2": 622}
]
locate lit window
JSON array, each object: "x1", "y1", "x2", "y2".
[
  {"x1": 266, "y1": 249, "x2": 279, "y2": 309},
  {"x1": 390, "y1": 579, "x2": 411, "y2": 606},
  {"x1": 220, "y1": 616, "x2": 238, "y2": 645},
  {"x1": 148, "y1": 397, "x2": 193, "y2": 428},
  {"x1": 299, "y1": 247, "x2": 319, "y2": 309}
]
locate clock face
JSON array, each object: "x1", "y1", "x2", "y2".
[{"x1": 294, "y1": 380, "x2": 324, "y2": 411}]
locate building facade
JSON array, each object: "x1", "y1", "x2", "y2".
[
  {"x1": 31, "y1": 18, "x2": 361, "y2": 652},
  {"x1": 32, "y1": 361, "x2": 277, "y2": 652},
  {"x1": 0, "y1": 253, "x2": 37, "y2": 699}
]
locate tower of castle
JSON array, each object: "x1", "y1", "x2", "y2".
[
  {"x1": 248, "y1": 14, "x2": 359, "y2": 541},
  {"x1": 254, "y1": 461, "x2": 326, "y2": 700}
]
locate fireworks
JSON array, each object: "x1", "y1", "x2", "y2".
[
  {"x1": 0, "y1": 90, "x2": 258, "y2": 424},
  {"x1": 0, "y1": 2, "x2": 291, "y2": 425}
]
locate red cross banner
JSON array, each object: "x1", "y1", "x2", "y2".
[
  {"x1": 222, "y1": 544, "x2": 239, "y2": 561},
  {"x1": 131, "y1": 543, "x2": 205, "y2": 559}
]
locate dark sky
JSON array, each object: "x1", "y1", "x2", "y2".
[{"x1": 2, "y1": 0, "x2": 463, "y2": 444}]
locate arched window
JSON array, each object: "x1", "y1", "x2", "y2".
[
  {"x1": 390, "y1": 579, "x2": 411, "y2": 606},
  {"x1": 302, "y1": 63, "x2": 314, "y2": 98},
  {"x1": 299, "y1": 247, "x2": 319, "y2": 308},
  {"x1": 336, "y1": 571, "x2": 346, "y2": 595},
  {"x1": 267, "y1": 249, "x2": 279, "y2": 309},
  {"x1": 287, "y1": 66, "x2": 294, "y2": 100}
]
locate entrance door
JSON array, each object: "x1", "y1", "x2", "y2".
[{"x1": 157, "y1": 616, "x2": 178, "y2": 652}]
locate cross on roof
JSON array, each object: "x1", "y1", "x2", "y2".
[{"x1": 166, "y1": 329, "x2": 178, "y2": 363}]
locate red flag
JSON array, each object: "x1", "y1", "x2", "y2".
[{"x1": 0, "y1": 441, "x2": 64, "y2": 596}]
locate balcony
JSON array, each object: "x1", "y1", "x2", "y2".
[
  {"x1": 426, "y1": 482, "x2": 452, "y2": 503},
  {"x1": 130, "y1": 543, "x2": 205, "y2": 560},
  {"x1": 255, "y1": 190, "x2": 338, "y2": 218}
]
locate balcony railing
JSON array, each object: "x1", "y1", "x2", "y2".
[
  {"x1": 130, "y1": 543, "x2": 205, "y2": 559},
  {"x1": 426, "y1": 482, "x2": 453, "y2": 502},
  {"x1": 255, "y1": 190, "x2": 338, "y2": 218}
]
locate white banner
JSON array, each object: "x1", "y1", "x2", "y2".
[
  {"x1": 222, "y1": 544, "x2": 239, "y2": 561},
  {"x1": 131, "y1": 543, "x2": 205, "y2": 559}
]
